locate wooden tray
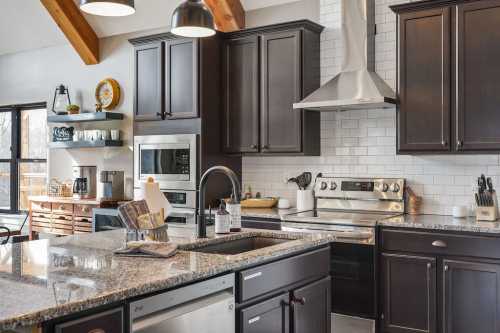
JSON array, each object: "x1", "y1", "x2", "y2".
[{"x1": 240, "y1": 198, "x2": 278, "y2": 208}]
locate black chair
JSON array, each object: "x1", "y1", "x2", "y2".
[{"x1": 0, "y1": 226, "x2": 10, "y2": 245}]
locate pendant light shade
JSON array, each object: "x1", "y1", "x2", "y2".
[
  {"x1": 80, "y1": 0, "x2": 135, "y2": 17},
  {"x1": 171, "y1": 0, "x2": 216, "y2": 38}
]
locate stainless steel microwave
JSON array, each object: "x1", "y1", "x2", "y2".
[{"x1": 134, "y1": 134, "x2": 198, "y2": 190}]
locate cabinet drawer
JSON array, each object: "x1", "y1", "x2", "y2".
[
  {"x1": 31, "y1": 201, "x2": 51, "y2": 213},
  {"x1": 239, "y1": 293, "x2": 289, "y2": 333},
  {"x1": 52, "y1": 203, "x2": 73, "y2": 215},
  {"x1": 237, "y1": 247, "x2": 330, "y2": 302},
  {"x1": 381, "y1": 229, "x2": 500, "y2": 259},
  {"x1": 55, "y1": 307, "x2": 123, "y2": 333},
  {"x1": 74, "y1": 204, "x2": 96, "y2": 217},
  {"x1": 32, "y1": 211, "x2": 51, "y2": 219}
]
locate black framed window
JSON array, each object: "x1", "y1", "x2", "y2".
[{"x1": 0, "y1": 103, "x2": 47, "y2": 213}]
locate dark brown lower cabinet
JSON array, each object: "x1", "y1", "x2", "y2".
[
  {"x1": 292, "y1": 277, "x2": 331, "y2": 333},
  {"x1": 240, "y1": 293, "x2": 290, "y2": 333},
  {"x1": 239, "y1": 277, "x2": 331, "y2": 333},
  {"x1": 381, "y1": 246, "x2": 500, "y2": 333},
  {"x1": 381, "y1": 253, "x2": 436, "y2": 333},
  {"x1": 443, "y1": 260, "x2": 500, "y2": 333}
]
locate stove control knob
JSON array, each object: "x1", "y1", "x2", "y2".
[
  {"x1": 390, "y1": 183, "x2": 401, "y2": 193},
  {"x1": 381, "y1": 183, "x2": 389, "y2": 192},
  {"x1": 330, "y1": 182, "x2": 337, "y2": 191},
  {"x1": 320, "y1": 181, "x2": 328, "y2": 191}
]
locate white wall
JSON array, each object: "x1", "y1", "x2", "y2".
[
  {"x1": 242, "y1": 0, "x2": 500, "y2": 216},
  {"x1": 245, "y1": 0, "x2": 320, "y2": 27},
  {"x1": 0, "y1": 27, "x2": 167, "y2": 199}
]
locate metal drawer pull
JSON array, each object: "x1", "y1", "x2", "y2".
[
  {"x1": 291, "y1": 296, "x2": 306, "y2": 305},
  {"x1": 427, "y1": 263, "x2": 432, "y2": 269},
  {"x1": 444, "y1": 265, "x2": 449, "y2": 272},
  {"x1": 243, "y1": 272, "x2": 262, "y2": 281},
  {"x1": 432, "y1": 240, "x2": 447, "y2": 248},
  {"x1": 248, "y1": 316, "x2": 260, "y2": 324}
]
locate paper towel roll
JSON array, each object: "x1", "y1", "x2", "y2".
[{"x1": 137, "y1": 178, "x2": 172, "y2": 218}]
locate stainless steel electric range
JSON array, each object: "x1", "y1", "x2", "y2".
[{"x1": 282, "y1": 175, "x2": 405, "y2": 333}]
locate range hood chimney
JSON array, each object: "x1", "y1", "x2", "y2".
[{"x1": 294, "y1": 0, "x2": 396, "y2": 111}]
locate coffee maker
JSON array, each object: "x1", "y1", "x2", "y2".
[
  {"x1": 72, "y1": 166, "x2": 97, "y2": 199},
  {"x1": 99, "y1": 171, "x2": 124, "y2": 201}
]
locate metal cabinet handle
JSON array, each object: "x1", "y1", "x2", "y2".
[
  {"x1": 248, "y1": 316, "x2": 260, "y2": 324},
  {"x1": 262, "y1": 145, "x2": 269, "y2": 150},
  {"x1": 243, "y1": 271, "x2": 262, "y2": 281},
  {"x1": 291, "y1": 296, "x2": 306, "y2": 306},
  {"x1": 457, "y1": 140, "x2": 463, "y2": 148},
  {"x1": 250, "y1": 144, "x2": 258, "y2": 149},
  {"x1": 441, "y1": 140, "x2": 447, "y2": 147},
  {"x1": 427, "y1": 263, "x2": 432, "y2": 269},
  {"x1": 444, "y1": 265, "x2": 449, "y2": 272},
  {"x1": 432, "y1": 240, "x2": 447, "y2": 248}
]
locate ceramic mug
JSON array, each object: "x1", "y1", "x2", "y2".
[{"x1": 110, "y1": 129, "x2": 120, "y2": 141}]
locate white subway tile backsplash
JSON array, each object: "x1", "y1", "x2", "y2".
[{"x1": 242, "y1": 0, "x2": 496, "y2": 215}]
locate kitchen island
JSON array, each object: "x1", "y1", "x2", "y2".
[{"x1": 0, "y1": 227, "x2": 332, "y2": 332}]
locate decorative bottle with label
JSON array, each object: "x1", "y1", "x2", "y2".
[
  {"x1": 215, "y1": 199, "x2": 231, "y2": 234},
  {"x1": 227, "y1": 194, "x2": 242, "y2": 232}
]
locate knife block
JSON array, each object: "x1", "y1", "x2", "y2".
[{"x1": 476, "y1": 191, "x2": 499, "y2": 222}]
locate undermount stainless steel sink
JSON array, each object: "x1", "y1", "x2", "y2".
[{"x1": 192, "y1": 237, "x2": 292, "y2": 255}]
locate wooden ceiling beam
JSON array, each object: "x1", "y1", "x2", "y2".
[
  {"x1": 40, "y1": 0, "x2": 99, "y2": 65},
  {"x1": 204, "y1": 0, "x2": 245, "y2": 32}
]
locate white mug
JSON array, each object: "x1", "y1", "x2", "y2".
[
  {"x1": 110, "y1": 129, "x2": 120, "y2": 141},
  {"x1": 296, "y1": 190, "x2": 314, "y2": 211}
]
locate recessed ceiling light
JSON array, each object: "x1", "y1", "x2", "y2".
[
  {"x1": 171, "y1": 0, "x2": 216, "y2": 38},
  {"x1": 80, "y1": 0, "x2": 135, "y2": 17}
]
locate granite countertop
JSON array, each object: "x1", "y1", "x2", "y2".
[
  {"x1": 379, "y1": 214, "x2": 500, "y2": 234},
  {"x1": 241, "y1": 207, "x2": 297, "y2": 220},
  {"x1": 0, "y1": 228, "x2": 332, "y2": 331}
]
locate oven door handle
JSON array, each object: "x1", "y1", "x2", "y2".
[{"x1": 169, "y1": 210, "x2": 196, "y2": 218}]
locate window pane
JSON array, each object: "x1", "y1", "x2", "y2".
[
  {"x1": 0, "y1": 163, "x2": 10, "y2": 210},
  {"x1": 21, "y1": 109, "x2": 47, "y2": 159},
  {"x1": 0, "y1": 112, "x2": 11, "y2": 159},
  {"x1": 19, "y1": 162, "x2": 47, "y2": 211}
]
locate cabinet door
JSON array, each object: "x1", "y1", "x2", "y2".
[
  {"x1": 223, "y1": 36, "x2": 260, "y2": 153},
  {"x1": 397, "y1": 8, "x2": 451, "y2": 152},
  {"x1": 443, "y1": 260, "x2": 500, "y2": 333},
  {"x1": 381, "y1": 253, "x2": 436, "y2": 333},
  {"x1": 261, "y1": 30, "x2": 302, "y2": 153},
  {"x1": 240, "y1": 293, "x2": 290, "y2": 333},
  {"x1": 165, "y1": 38, "x2": 199, "y2": 119},
  {"x1": 456, "y1": 0, "x2": 500, "y2": 151},
  {"x1": 292, "y1": 277, "x2": 331, "y2": 333},
  {"x1": 134, "y1": 42, "x2": 164, "y2": 121}
]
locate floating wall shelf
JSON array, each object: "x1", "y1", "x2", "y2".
[
  {"x1": 48, "y1": 140, "x2": 123, "y2": 149},
  {"x1": 47, "y1": 112, "x2": 124, "y2": 123}
]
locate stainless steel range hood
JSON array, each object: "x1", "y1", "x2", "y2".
[{"x1": 294, "y1": 0, "x2": 396, "y2": 111}]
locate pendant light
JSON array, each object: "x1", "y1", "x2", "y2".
[
  {"x1": 80, "y1": 0, "x2": 135, "y2": 17},
  {"x1": 171, "y1": 0, "x2": 216, "y2": 38}
]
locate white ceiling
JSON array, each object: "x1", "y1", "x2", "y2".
[{"x1": 0, "y1": 0, "x2": 300, "y2": 56}]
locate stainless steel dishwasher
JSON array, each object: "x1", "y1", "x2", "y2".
[{"x1": 129, "y1": 274, "x2": 235, "y2": 333}]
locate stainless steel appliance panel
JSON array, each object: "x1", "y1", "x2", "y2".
[
  {"x1": 130, "y1": 274, "x2": 234, "y2": 333},
  {"x1": 134, "y1": 135, "x2": 197, "y2": 190}
]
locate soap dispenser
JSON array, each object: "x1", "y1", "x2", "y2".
[{"x1": 215, "y1": 199, "x2": 231, "y2": 234}]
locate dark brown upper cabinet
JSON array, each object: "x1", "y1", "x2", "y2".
[
  {"x1": 397, "y1": 7, "x2": 451, "y2": 152},
  {"x1": 222, "y1": 20, "x2": 323, "y2": 156},
  {"x1": 165, "y1": 38, "x2": 199, "y2": 119},
  {"x1": 392, "y1": 0, "x2": 500, "y2": 153},
  {"x1": 223, "y1": 36, "x2": 260, "y2": 153},
  {"x1": 456, "y1": 0, "x2": 500, "y2": 151},
  {"x1": 130, "y1": 34, "x2": 217, "y2": 122},
  {"x1": 133, "y1": 41, "x2": 164, "y2": 121}
]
